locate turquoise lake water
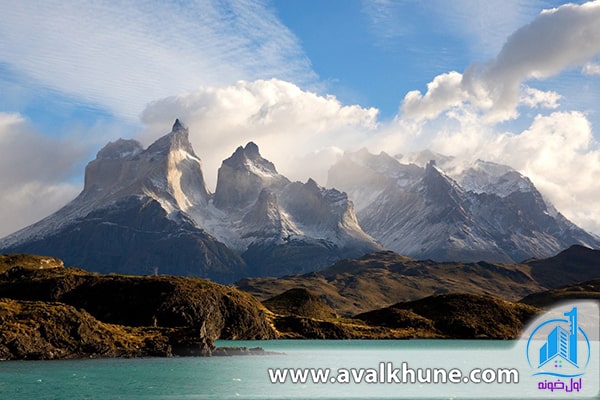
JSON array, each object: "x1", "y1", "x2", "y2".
[{"x1": 0, "y1": 340, "x2": 597, "y2": 400}]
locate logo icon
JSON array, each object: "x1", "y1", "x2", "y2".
[{"x1": 526, "y1": 307, "x2": 591, "y2": 378}]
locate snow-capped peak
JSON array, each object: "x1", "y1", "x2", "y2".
[
  {"x1": 96, "y1": 138, "x2": 143, "y2": 160},
  {"x1": 228, "y1": 142, "x2": 279, "y2": 176},
  {"x1": 214, "y1": 142, "x2": 289, "y2": 209},
  {"x1": 455, "y1": 159, "x2": 535, "y2": 198},
  {"x1": 146, "y1": 119, "x2": 195, "y2": 156},
  {"x1": 422, "y1": 160, "x2": 465, "y2": 203}
]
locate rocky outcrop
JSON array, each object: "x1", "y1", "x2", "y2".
[
  {"x1": 0, "y1": 262, "x2": 275, "y2": 340},
  {"x1": 0, "y1": 254, "x2": 64, "y2": 273},
  {"x1": 0, "y1": 297, "x2": 279, "y2": 360},
  {"x1": 0, "y1": 298, "x2": 179, "y2": 360},
  {"x1": 0, "y1": 121, "x2": 242, "y2": 282},
  {"x1": 270, "y1": 316, "x2": 352, "y2": 339},
  {"x1": 211, "y1": 143, "x2": 382, "y2": 277},
  {"x1": 0, "y1": 254, "x2": 276, "y2": 359},
  {"x1": 214, "y1": 142, "x2": 289, "y2": 210}
]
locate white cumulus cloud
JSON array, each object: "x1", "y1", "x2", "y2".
[
  {"x1": 140, "y1": 79, "x2": 379, "y2": 188},
  {"x1": 519, "y1": 87, "x2": 561, "y2": 109},
  {"x1": 401, "y1": 1, "x2": 600, "y2": 122},
  {"x1": 402, "y1": 72, "x2": 468, "y2": 121}
]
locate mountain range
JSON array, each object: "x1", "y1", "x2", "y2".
[
  {"x1": 1, "y1": 119, "x2": 598, "y2": 282},
  {"x1": 0, "y1": 120, "x2": 380, "y2": 282},
  {"x1": 328, "y1": 149, "x2": 600, "y2": 263}
]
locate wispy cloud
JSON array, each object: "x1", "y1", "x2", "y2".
[
  {"x1": 361, "y1": 0, "x2": 415, "y2": 44},
  {"x1": 430, "y1": 0, "x2": 546, "y2": 58},
  {"x1": 0, "y1": 0, "x2": 316, "y2": 119},
  {"x1": 361, "y1": 0, "x2": 545, "y2": 58}
]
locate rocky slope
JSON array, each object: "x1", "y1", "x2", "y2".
[
  {"x1": 0, "y1": 298, "x2": 178, "y2": 360},
  {"x1": 520, "y1": 278, "x2": 600, "y2": 308},
  {"x1": 328, "y1": 149, "x2": 600, "y2": 263},
  {"x1": 523, "y1": 245, "x2": 600, "y2": 288},
  {"x1": 258, "y1": 287, "x2": 540, "y2": 340},
  {"x1": 263, "y1": 288, "x2": 338, "y2": 319},
  {"x1": 201, "y1": 142, "x2": 383, "y2": 276},
  {"x1": 238, "y1": 251, "x2": 544, "y2": 316},
  {"x1": 0, "y1": 263, "x2": 275, "y2": 340}
]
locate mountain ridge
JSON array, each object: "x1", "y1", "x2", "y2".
[
  {"x1": 2, "y1": 120, "x2": 598, "y2": 282},
  {"x1": 328, "y1": 149, "x2": 600, "y2": 263},
  {"x1": 0, "y1": 120, "x2": 381, "y2": 281}
]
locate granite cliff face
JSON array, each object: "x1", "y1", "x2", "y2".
[
  {"x1": 0, "y1": 121, "x2": 244, "y2": 281},
  {"x1": 204, "y1": 143, "x2": 383, "y2": 276},
  {"x1": 0, "y1": 121, "x2": 380, "y2": 281},
  {"x1": 213, "y1": 142, "x2": 288, "y2": 210}
]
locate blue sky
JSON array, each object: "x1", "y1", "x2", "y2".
[
  {"x1": 1, "y1": 0, "x2": 600, "y2": 237},
  {"x1": 276, "y1": 1, "x2": 526, "y2": 117}
]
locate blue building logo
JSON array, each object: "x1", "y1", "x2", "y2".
[
  {"x1": 538, "y1": 308, "x2": 578, "y2": 368},
  {"x1": 526, "y1": 307, "x2": 591, "y2": 378}
]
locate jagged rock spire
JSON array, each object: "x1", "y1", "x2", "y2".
[
  {"x1": 214, "y1": 142, "x2": 289, "y2": 209},
  {"x1": 172, "y1": 118, "x2": 186, "y2": 131}
]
